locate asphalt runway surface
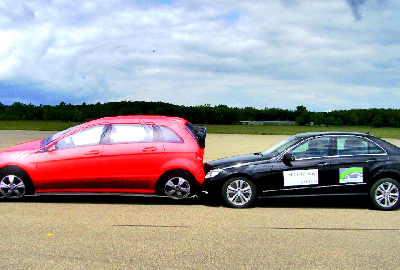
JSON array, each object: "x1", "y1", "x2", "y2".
[{"x1": 1, "y1": 131, "x2": 400, "y2": 269}]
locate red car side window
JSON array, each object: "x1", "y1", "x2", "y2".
[
  {"x1": 110, "y1": 124, "x2": 154, "y2": 144},
  {"x1": 158, "y1": 126, "x2": 183, "y2": 143},
  {"x1": 56, "y1": 125, "x2": 105, "y2": 149}
]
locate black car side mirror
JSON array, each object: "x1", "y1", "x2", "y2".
[{"x1": 282, "y1": 153, "x2": 295, "y2": 166}]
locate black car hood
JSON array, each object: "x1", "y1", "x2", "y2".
[{"x1": 206, "y1": 153, "x2": 268, "y2": 168}]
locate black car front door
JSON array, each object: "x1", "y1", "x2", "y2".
[{"x1": 260, "y1": 136, "x2": 335, "y2": 197}]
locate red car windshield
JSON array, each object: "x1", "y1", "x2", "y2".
[{"x1": 40, "y1": 124, "x2": 84, "y2": 148}]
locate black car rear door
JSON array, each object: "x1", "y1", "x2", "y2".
[{"x1": 325, "y1": 135, "x2": 389, "y2": 194}]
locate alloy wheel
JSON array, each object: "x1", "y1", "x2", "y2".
[
  {"x1": 164, "y1": 177, "x2": 191, "y2": 199},
  {"x1": 0, "y1": 175, "x2": 26, "y2": 199},
  {"x1": 374, "y1": 181, "x2": 399, "y2": 209},
  {"x1": 225, "y1": 179, "x2": 253, "y2": 207}
]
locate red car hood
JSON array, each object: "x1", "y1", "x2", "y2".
[{"x1": 5, "y1": 140, "x2": 42, "y2": 152}]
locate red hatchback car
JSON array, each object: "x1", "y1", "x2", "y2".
[{"x1": 0, "y1": 116, "x2": 206, "y2": 200}]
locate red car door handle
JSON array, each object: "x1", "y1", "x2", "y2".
[
  {"x1": 142, "y1": 147, "x2": 157, "y2": 152},
  {"x1": 85, "y1": 150, "x2": 101, "y2": 155}
]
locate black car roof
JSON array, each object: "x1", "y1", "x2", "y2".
[
  {"x1": 294, "y1": 131, "x2": 369, "y2": 137},
  {"x1": 293, "y1": 131, "x2": 369, "y2": 138}
]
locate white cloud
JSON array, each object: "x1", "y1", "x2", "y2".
[{"x1": 0, "y1": 0, "x2": 399, "y2": 111}]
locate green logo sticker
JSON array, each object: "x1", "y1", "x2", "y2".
[{"x1": 339, "y1": 167, "x2": 363, "y2": 183}]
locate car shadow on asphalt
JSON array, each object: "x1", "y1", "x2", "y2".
[
  {"x1": 1, "y1": 194, "x2": 394, "y2": 211},
  {"x1": 202, "y1": 194, "x2": 390, "y2": 210},
  {"x1": 2, "y1": 194, "x2": 203, "y2": 206},
  {"x1": 256, "y1": 195, "x2": 373, "y2": 210}
]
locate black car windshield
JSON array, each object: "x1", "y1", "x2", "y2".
[
  {"x1": 40, "y1": 124, "x2": 84, "y2": 148},
  {"x1": 261, "y1": 136, "x2": 301, "y2": 159}
]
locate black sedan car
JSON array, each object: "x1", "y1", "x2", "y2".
[{"x1": 203, "y1": 132, "x2": 400, "y2": 210}]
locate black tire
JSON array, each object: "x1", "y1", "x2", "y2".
[
  {"x1": 221, "y1": 177, "x2": 257, "y2": 208},
  {"x1": 0, "y1": 173, "x2": 4, "y2": 199},
  {"x1": 370, "y1": 178, "x2": 400, "y2": 211},
  {"x1": 0, "y1": 174, "x2": 27, "y2": 199},
  {"x1": 160, "y1": 171, "x2": 194, "y2": 200}
]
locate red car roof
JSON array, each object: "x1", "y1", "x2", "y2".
[{"x1": 88, "y1": 115, "x2": 187, "y2": 126}]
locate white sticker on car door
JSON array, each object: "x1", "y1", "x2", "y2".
[{"x1": 283, "y1": 169, "x2": 318, "y2": 186}]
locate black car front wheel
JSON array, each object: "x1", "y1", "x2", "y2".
[
  {"x1": 370, "y1": 178, "x2": 400, "y2": 210},
  {"x1": 0, "y1": 174, "x2": 26, "y2": 199},
  {"x1": 222, "y1": 177, "x2": 256, "y2": 208}
]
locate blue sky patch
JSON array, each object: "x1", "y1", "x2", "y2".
[{"x1": 224, "y1": 11, "x2": 239, "y2": 24}]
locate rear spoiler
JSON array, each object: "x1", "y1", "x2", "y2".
[{"x1": 194, "y1": 126, "x2": 207, "y2": 149}]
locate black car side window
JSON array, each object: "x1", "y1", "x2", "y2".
[
  {"x1": 337, "y1": 136, "x2": 385, "y2": 155},
  {"x1": 368, "y1": 141, "x2": 386, "y2": 154},
  {"x1": 291, "y1": 137, "x2": 331, "y2": 159}
]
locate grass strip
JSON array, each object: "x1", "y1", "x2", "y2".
[{"x1": 0, "y1": 121, "x2": 399, "y2": 139}]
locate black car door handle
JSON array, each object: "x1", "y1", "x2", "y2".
[
  {"x1": 367, "y1": 158, "x2": 377, "y2": 162},
  {"x1": 317, "y1": 162, "x2": 328, "y2": 166}
]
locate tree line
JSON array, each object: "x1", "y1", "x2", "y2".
[{"x1": 0, "y1": 101, "x2": 399, "y2": 127}]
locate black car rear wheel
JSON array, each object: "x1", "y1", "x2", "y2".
[
  {"x1": 370, "y1": 178, "x2": 400, "y2": 210},
  {"x1": 222, "y1": 177, "x2": 256, "y2": 208}
]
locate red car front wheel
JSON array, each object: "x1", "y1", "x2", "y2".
[{"x1": 0, "y1": 175, "x2": 26, "y2": 199}]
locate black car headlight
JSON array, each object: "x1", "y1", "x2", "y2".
[{"x1": 205, "y1": 168, "x2": 223, "y2": 179}]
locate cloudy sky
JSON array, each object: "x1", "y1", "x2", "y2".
[{"x1": 0, "y1": 0, "x2": 399, "y2": 111}]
